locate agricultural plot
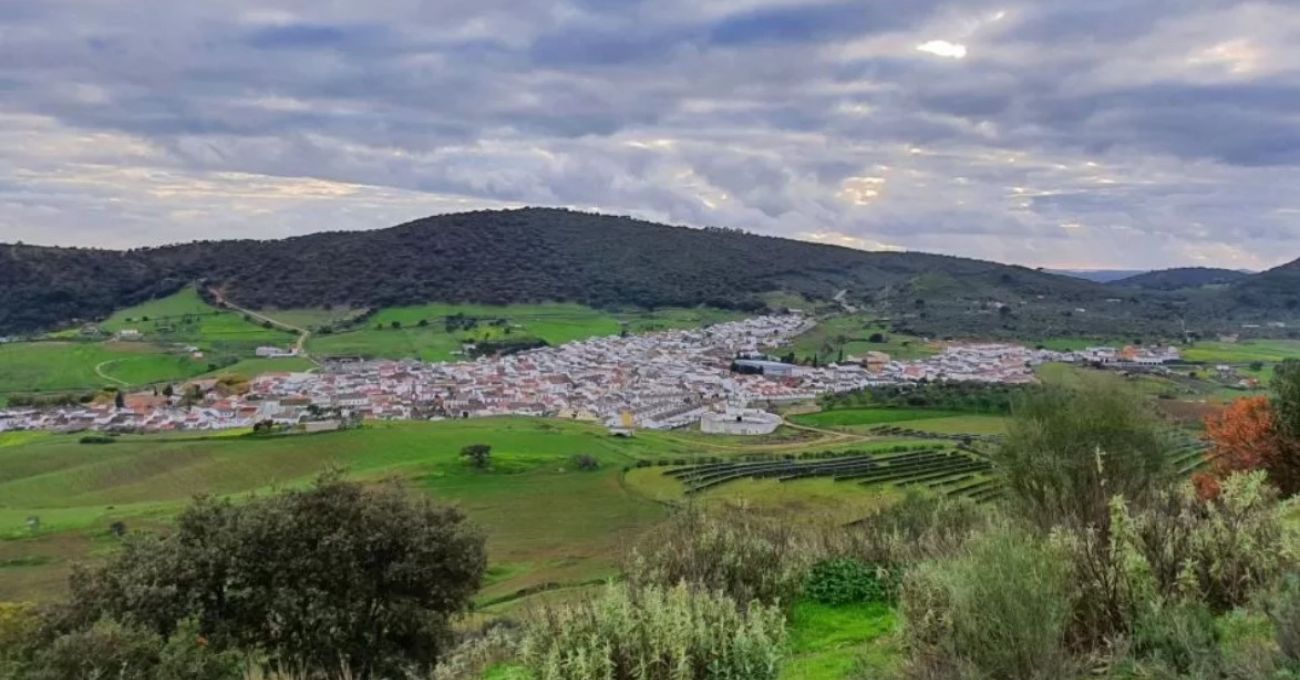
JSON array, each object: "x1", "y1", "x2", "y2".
[
  {"x1": 865, "y1": 424, "x2": 1005, "y2": 445},
  {"x1": 0, "y1": 341, "x2": 209, "y2": 396},
  {"x1": 791, "y1": 408, "x2": 964, "y2": 428},
  {"x1": 1183, "y1": 339, "x2": 1300, "y2": 364},
  {"x1": 787, "y1": 313, "x2": 935, "y2": 364},
  {"x1": 99, "y1": 287, "x2": 293, "y2": 351},
  {"x1": 1167, "y1": 432, "x2": 1210, "y2": 475},
  {"x1": 664, "y1": 448, "x2": 1000, "y2": 502}
]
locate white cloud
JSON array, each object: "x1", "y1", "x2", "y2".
[{"x1": 916, "y1": 39, "x2": 968, "y2": 59}]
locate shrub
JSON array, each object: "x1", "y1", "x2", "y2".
[
  {"x1": 804, "y1": 558, "x2": 898, "y2": 605},
  {"x1": 24, "y1": 618, "x2": 165, "y2": 680},
  {"x1": 1270, "y1": 574, "x2": 1300, "y2": 666},
  {"x1": 570, "y1": 454, "x2": 600, "y2": 471},
  {"x1": 519, "y1": 582, "x2": 786, "y2": 680},
  {"x1": 624, "y1": 505, "x2": 811, "y2": 607},
  {"x1": 78, "y1": 434, "x2": 115, "y2": 444},
  {"x1": 900, "y1": 525, "x2": 1074, "y2": 680},
  {"x1": 64, "y1": 473, "x2": 486, "y2": 678},
  {"x1": 834, "y1": 490, "x2": 987, "y2": 568},
  {"x1": 995, "y1": 376, "x2": 1173, "y2": 529}
]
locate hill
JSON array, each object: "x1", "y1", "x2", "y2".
[
  {"x1": 1110, "y1": 267, "x2": 1250, "y2": 290},
  {"x1": 2, "y1": 208, "x2": 1115, "y2": 336},
  {"x1": 1048, "y1": 269, "x2": 1149, "y2": 283}
]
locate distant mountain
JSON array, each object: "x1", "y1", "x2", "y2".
[
  {"x1": 1111, "y1": 267, "x2": 1251, "y2": 291},
  {"x1": 1223, "y1": 259, "x2": 1300, "y2": 311},
  {"x1": 1048, "y1": 269, "x2": 1150, "y2": 284},
  {"x1": 1, "y1": 208, "x2": 1113, "y2": 335},
  {"x1": 1, "y1": 208, "x2": 1295, "y2": 339}
]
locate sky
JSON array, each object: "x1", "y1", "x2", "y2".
[{"x1": 1, "y1": 1, "x2": 1299, "y2": 271}]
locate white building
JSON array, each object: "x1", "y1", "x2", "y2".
[{"x1": 700, "y1": 407, "x2": 783, "y2": 436}]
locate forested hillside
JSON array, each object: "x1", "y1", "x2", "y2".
[
  {"x1": 1, "y1": 208, "x2": 1296, "y2": 337},
  {"x1": 1110, "y1": 267, "x2": 1249, "y2": 290}
]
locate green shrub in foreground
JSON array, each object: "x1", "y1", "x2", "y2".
[
  {"x1": 624, "y1": 505, "x2": 810, "y2": 606},
  {"x1": 519, "y1": 582, "x2": 786, "y2": 680},
  {"x1": 804, "y1": 558, "x2": 899, "y2": 606},
  {"x1": 901, "y1": 525, "x2": 1075, "y2": 680}
]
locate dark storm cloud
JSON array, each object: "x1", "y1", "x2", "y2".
[{"x1": 0, "y1": 0, "x2": 1298, "y2": 269}]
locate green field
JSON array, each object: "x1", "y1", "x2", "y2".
[
  {"x1": 310, "y1": 303, "x2": 746, "y2": 361},
  {"x1": 1183, "y1": 339, "x2": 1300, "y2": 364},
  {"x1": 0, "y1": 418, "x2": 907, "y2": 605},
  {"x1": 788, "y1": 313, "x2": 935, "y2": 364},
  {"x1": 791, "y1": 408, "x2": 966, "y2": 428},
  {"x1": 99, "y1": 287, "x2": 294, "y2": 351},
  {"x1": 252, "y1": 307, "x2": 363, "y2": 330},
  {"x1": 0, "y1": 341, "x2": 210, "y2": 396},
  {"x1": 202, "y1": 356, "x2": 316, "y2": 378}
]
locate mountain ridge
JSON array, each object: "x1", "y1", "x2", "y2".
[{"x1": 2, "y1": 207, "x2": 1297, "y2": 338}]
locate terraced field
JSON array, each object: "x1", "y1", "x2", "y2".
[{"x1": 661, "y1": 447, "x2": 1002, "y2": 502}]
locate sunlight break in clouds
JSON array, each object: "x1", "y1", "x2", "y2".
[{"x1": 916, "y1": 40, "x2": 968, "y2": 59}]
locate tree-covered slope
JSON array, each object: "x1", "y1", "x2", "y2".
[
  {"x1": 3, "y1": 208, "x2": 1295, "y2": 338},
  {"x1": 1110, "y1": 267, "x2": 1249, "y2": 290},
  {"x1": 0, "y1": 208, "x2": 1108, "y2": 335}
]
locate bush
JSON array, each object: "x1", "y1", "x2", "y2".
[
  {"x1": 25, "y1": 618, "x2": 165, "y2": 680},
  {"x1": 995, "y1": 376, "x2": 1173, "y2": 529},
  {"x1": 63, "y1": 473, "x2": 486, "y2": 678},
  {"x1": 570, "y1": 454, "x2": 600, "y2": 471},
  {"x1": 1270, "y1": 574, "x2": 1300, "y2": 666},
  {"x1": 78, "y1": 434, "x2": 115, "y2": 444},
  {"x1": 624, "y1": 505, "x2": 811, "y2": 607},
  {"x1": 834, "y1": 490, "x2": 987, "y2": 568},
  {"x1": 804, "y1": 558, "x2": 898, "y2": 605},
  {"x1": 901, "y1": 525, "x2": 1075, "y2": 680},
  {"x1": 519, "y1": 582, "x2": 786, "y2": 680},
  {"x1": 1048, "y1": 472, "x2": 1297, "y2": 657}
]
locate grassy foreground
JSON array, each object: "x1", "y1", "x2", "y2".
[{"x1": 0, "y1": 417, "x2": 923, "y2": 607}]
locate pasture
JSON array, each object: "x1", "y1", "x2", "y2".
[
  {"x1": 0, "y1": 418, "x2": 905, "y2": 605},
  {"x1": 787, "y1": 313, "x2": 936, "y2": 364},
  {"x1": 100, "y1": 287, "x2": 294, "y2": 351},
  {"x1": 0, "y1": 341, "x2": 210, "y2": 396},
  {"x1": 1183, "y1": 339, "x2": 1300, "y2": 364}
]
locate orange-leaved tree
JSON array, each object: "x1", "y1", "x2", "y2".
[{"x1": 1203, "y1": 392, "x2": 1299, "y2": 497}]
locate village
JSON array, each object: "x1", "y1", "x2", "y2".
[{"x1": 0, "y1": 313, "x2": 1184, "y2": 435}]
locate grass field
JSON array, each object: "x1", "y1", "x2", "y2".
[
  {"x1": 790, "y1": 408, "x2": 966, "y2": 428},
  {"x1": 0, "y1": 418, "x2": 902, "y2": 605},
  {"x1": 252, "y1": 307, "x2": 363, "y2": 330},
  {"x1": 202, "y1": 356, "x2": 316, "y2": 378},
  {"x1": 0, "y1": 341, "x2": 210, "y2": 396},
  {"x1": 1183, "y1": 339, "x2": 1300, "y2": 364},
  {"x1": 309, "y1": 303, "x2": 745, "y2": 361},
  {"x1": 788, "y1": 313, "x2": 936, "y2": 364},
  {"x1": 100, "y1": 287, "x2": 294, "y2": 351}
]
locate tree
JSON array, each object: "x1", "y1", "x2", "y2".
[
  {"x1": 994, "y1": 375, "x2": 1172, "y2": 529},
  {"x1": 1201, "y1": 364, "x2": 1300, "y2": 497},
  {"x1": 162, "y1": 384, "x2": 174, "y2": 398},
  {"x1": 417, "y1": 318, "x2": 429, "y2": 327},
  {"x1": 1205, "y1": 396, "x2": 1280, "y2": 480},
  {"x1": 63, "y1": 474, "x2": 486, "y2": 678},
  {"x1": 460, "y1": 443, "x2": 492, "y2": 469},
  {"x1": 390, "y1": 320, "x2": 401, "y2": 330},
  {"x1": 868, "y1": 333, "x2": 886, "y2": 343},
  {"x1": 114, "y1": 391, "x2": 125, "y2": 410}
]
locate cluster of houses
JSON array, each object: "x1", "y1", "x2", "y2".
[{"x1": 0, "y1": 314, "x2": 1185, "y2": 435}]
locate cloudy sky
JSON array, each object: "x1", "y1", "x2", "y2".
[{"x1": 2, "y1": 1, "x2": 1299, "y2": 270}]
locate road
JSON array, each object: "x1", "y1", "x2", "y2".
[
  {"x1": 206, "y1": 287, "x2": 316, "y2": 363},
  {"x1": 93, "y1": 360, "x2": 129, "y2": 386}
]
